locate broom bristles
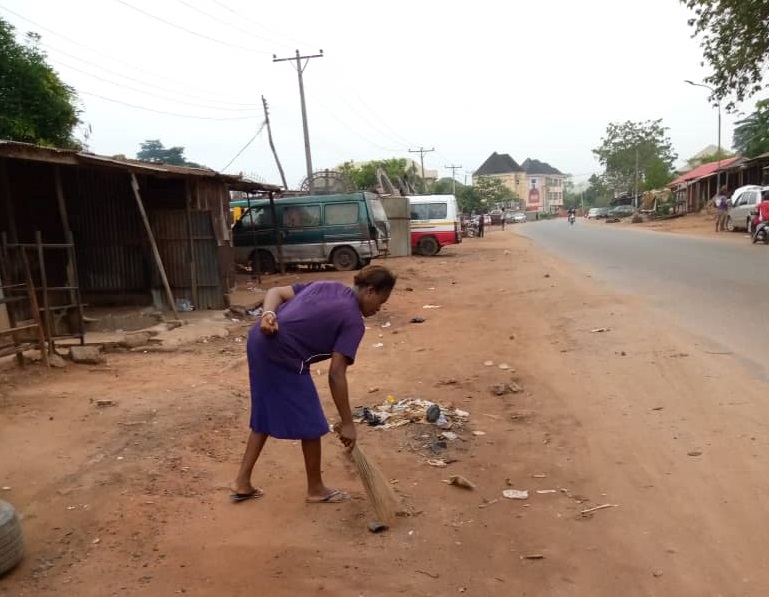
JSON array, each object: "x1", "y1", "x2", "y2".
[{"x1": 350, "y1": 444, "x2": 399, "y2": 524}]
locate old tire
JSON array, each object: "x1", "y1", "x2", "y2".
[
  {"x1": 416, "y1": 236, "x2": 440, "y2": 256},
  {"x1": 249, "y1": 250, "x2": 276, "y2": 275},
  {"x1": 0, "y1": 500, "x2": 24, "y2": 576},
  {"x1": 331, "y1": 247, "x2": 359, "y2": 271},
  {"x1": 725, "y1": 216, "x2": 734, "y2": 232}
]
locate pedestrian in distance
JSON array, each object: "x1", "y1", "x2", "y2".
[
  {"x1": 714, "y1": 186, "x2": 729, "y2": 232},
  {"x1": 232, "y1": 265, "x2": 397, "y2": 504}
]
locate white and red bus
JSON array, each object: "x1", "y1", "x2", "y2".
[{"x1": 407, "y1": 194, "x2": 462, "y2": 256}]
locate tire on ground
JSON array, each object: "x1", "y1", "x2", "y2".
[{"x1": 0, "y1": 500, "x2": 24, "y2": 576}]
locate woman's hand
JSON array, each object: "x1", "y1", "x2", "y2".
[
  {"x1": 336, "y1": 421, "x2": 357, "y2": 451},
  {"x1": 260, "y1": 311, "x2": 279, "y2": 335}
]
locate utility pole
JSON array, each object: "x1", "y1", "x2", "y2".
[
  {"x1": 273, "y1": 49, "x2": 323, "y2": 193},
  {"x1": 445, "y1": 164, "x2": 463, "y2": 195},
  {"x1": 409, "y1": 147, "x2": 434, "y2": 194},
  {"x1": 634, "y1": 147, "x2": 639, "y2": 209},
  {"x1": 261, "y1": 96, "x2": 288, "y2": 190}
]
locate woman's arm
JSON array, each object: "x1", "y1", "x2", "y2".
[
  {"x1": 260, "y1": 285, "x2": 295, "y2": 335},
  {"x1": 328, "y1": 351, "x2": 356, "y2": 449}
]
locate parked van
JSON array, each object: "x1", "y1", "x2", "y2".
[
  {"x1": 407, "y1": 194, "x2": 461, "y2": 256},
  {"x1": 231, "y1": 192, "x2": 390, "y2": 272}
]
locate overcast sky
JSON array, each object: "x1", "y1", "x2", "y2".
[{"x1": 1, "y1": 0, "x2": 747, "y2": 187}]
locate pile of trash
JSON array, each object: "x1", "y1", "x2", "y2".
[{"x1": 353, "y1": 398, "x2": 470, "y2": 430}]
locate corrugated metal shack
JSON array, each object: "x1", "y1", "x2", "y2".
[{"x1": 0, "y1": 141, "x2": 279, "y2": 343}]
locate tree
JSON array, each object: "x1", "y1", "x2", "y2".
[
  {"x1": 474, "y1": 177, "x2": 516, "y2": 207},
  {"x1": 338, "y1": 158, "x2": 419, "y2": 191},
  {"x1": 0, "y1": 18, "x2": 81, "y2": 148},
  {"x1": 136, "y1": 139, "x2": 202, "y2": 167},
  {"x1": 592, "y1": 120, "x2": 677, "y2": 195},
  {"x1": 682, "y1": 0, "x2": 769, "y2": 109},
  {"x1": 456, "y1": 185, "x2": 483, "y2": 213},
  {"x1": 732, "y1": 99, "x2": 769, "y2": 158}
]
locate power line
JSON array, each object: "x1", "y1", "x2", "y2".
[
  {"x1": 112, "y1": 0, "x2": 270, "y2": 54},
  {"x1": 80, "y1": 90, "x2": 261, "y2": 120},
  {"x1": 50, "y1": 57, "x2": 261, "y2": 112},
  {"x1": 173, "y1": 0, "x2": 280, "y2": 46},
  {"x1": 221, "y1": 121, "x2": 267, "y2": 171},
  {"x1": 0, "y1": 5, "x2": 261, "y2": 105},
  {"x1": 39, "y1": 40, "x2": 260, "y2": 107},
  {"x1": 206, "y1": 0, "x2": 319, "y2": 50}
]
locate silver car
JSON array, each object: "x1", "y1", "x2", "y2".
[{"x1": 728, "y1": 185, "x2": 768, "y2": 232}]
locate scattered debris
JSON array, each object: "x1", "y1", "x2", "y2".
[
  {"x1": 590, "y1": 327, "x2": 610, "y2": 333},
  {"x1": 1, "y1": 487, "x2": 10, "y2": 491},
  {"x1": 472, "y1": 430, "x2": 486, "y2": 436},
  {"x1": 409, "y1": 317, "x2": 426, "y2": 324},
  {"x1": 422, "y1": 305, "x2": 441, "y2": 309},
  {"x1": 95, "y1": 399, "x2": 116, "y2": 408},
  {"x1": 580, "y1": 503, "x2": 618, "y2": 515},
  {"x1": 48, "y1": 353, "x2": 68, "y2": 368},
  {"x1": 478, "y1": 498, "x2": 499, "y2": 509},
  {"x1": 531, "y1": 473, "x2": 547, "y2": 479},
  {"x1": 687, "y1": 450, "x2": 703, "y2": 457},
  {"x1": 491, "y1": 382, "x2": 523, "y2": 396},
  {"x1": 535, "y1": 489, "x2": 558, "y2": 494},
  {"x1": 498, "y1": 363, "x2": 511, "y2": 370},
  {"x1": 427, "y1": 459, "x2": 447, "y2": 468},
  {"x1": 381, "y1": 322, "x2": 392, "y2": 328},
  {"x1": 415, "y1": 570, "x2": 440, "y2": 579},
  {"x1": 483, "y1": 360, "x2": 495, "y2": 367},
  {"x1": 92, "y1": 538, "x2": 101, "y2": 545},
  {"x1": 367, "y1": 387, "x2": 380, "y2": 394},
  {"x1": 354, "y1": 397, "x2": 470, "y2": 431},
  {"x1": 446, "y1": 475, "x2": 476, "y2": 490},
  {"x1": 502, "y1": 489, "x2": 529, "y2": 500},
  {"x1": 521, "y1": 554, "x2": 545, "y2": 560},
  {"x1": 652, "y1": 406, "x2": 664, "y2": 411},
  {"x1": 440, "y1": 431, "x2": 459, "y2": 441},
  {"x1": 653, "y1": 570, "x2": 664, "y2": 578},
  {"x1": 372, "y1": 342, "x2": 384, "y2": 348},
  {"x1": 367, "y1": 521, "x2": 389, "y2": 533}
]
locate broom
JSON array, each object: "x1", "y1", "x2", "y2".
[{"x1": 336, "y1": 427, "x2": 399, "y2": 524}]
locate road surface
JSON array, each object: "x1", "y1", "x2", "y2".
[{"x1": 517, "y1": 219, "x2": 769, "y2": 379}]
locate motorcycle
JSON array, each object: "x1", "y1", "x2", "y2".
[
  {"x1": 568, "y1": 213, "x2": 576, "y2": 225},
  {"x1": 750, "y1": 210, "x2": 769, "y2": 244}
]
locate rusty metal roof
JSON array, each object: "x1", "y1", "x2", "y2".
[{"x1": 0, "y1": 140, "x2": 282, "y2": 192}]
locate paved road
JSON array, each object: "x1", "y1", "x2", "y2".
[{"x1": 515, "y1": 219, "x2": 769, "y2": 379}]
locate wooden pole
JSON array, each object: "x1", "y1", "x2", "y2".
[
  {"x1": 54, "y1": 166, "x2": 80, "y2": 323},
  {"x1": 35, "y1": 231, "x2": 54, "y2": 354},
  {"x1": 185, "y1": 180, "x2": 199, "y2": 308},
  {"x1": 20, "y1": 238, "x2": 49, "y2": 367},
  {"x1": 262, "y1": 96, "x2": 288, "y2": 190},
  {"x1": 130, "y1": 173, "x2": 180, "y2": 320}
]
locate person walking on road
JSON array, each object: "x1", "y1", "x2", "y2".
[
  {"x1": 232, "y1": 265, "x2": 397, "y2": 505},
  {"x1": 714, "y1": 186, "x2": 729, "y2": 232},
  {"x1": 477, "y1": 213, "x2": 485, "y2": 238}
]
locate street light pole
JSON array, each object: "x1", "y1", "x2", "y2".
[{"x1": 685, "y1": 79, "x2": 722, "y2": 189}]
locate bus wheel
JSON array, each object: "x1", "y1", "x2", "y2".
[
  {"x1": 331, "y1": 247, "x2": 359, "y2": 271},
  {"x1": 417, "y1": 236, "x2": 440, "y2": 256},
  {"x1": 250, "y1": 250, "x2": 276, "y2": 275}
]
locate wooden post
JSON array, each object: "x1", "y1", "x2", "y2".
[
  {"x1": 19, "y1": 238, "x2": 49, "y2": 368},
  {"x1": 35, "y1": 231, "x2": 54, "y2": 354},
  {"x1": 185, "y1": 180, "x2": 199, "y2": 308},
  {"x1": 54, "y1": 166, "x2": 81, "y2": 333},
  {"x1": 130, "y1": 173, "x2": 180, "y2": 320}
]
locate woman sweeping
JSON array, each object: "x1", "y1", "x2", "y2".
[{"x1": 232, "y1": 264, "x2": 397, "y2": 504}]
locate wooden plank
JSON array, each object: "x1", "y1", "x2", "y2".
[
  {"x1": 35, "y1": 231, "x2": 54, "y2": 355},
  {"x1": 19, "y1": 241, "x2": 48, "y2": 367},
  {"x1": 130, "y1": 173, "x2": 180, "y2": 320},
  {"x1": 185, "y1": 180, "x2": 199, "y2": 308}
]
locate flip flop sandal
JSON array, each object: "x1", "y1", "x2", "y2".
[
  {"x1": 230, "y1": 488, "x2": 264, "y2": 503},
  {"x1": 306, "y1": 489, "x2": 351, "y2": 504}
]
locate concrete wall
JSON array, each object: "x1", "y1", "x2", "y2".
[{"x1": 381, "y1": 196, "x2": 411, "y2": 257}]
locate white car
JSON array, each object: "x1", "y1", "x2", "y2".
[{"x1": 728, "y1": 185, "x2": 767, "y2": 232}]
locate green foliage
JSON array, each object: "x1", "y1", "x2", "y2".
[
  {"x1": 339, "y1": 158, "x2": 419, "y2": 191},
  {"x1": 682, "y1": 0, "x2": 769, "y2": 109},
  {"x1": 0, "y1": 18, "x2": 81, "y2": 148},
  {"x1": 474, "y1": 177, "x2": 515, "y2": 206},
  {"x1": 733, "y1": 99, "x2": 769, "y2": 158},
  {"x1": 136, "y1": 139, "x2": 202, "y2": 167},
  {"x1": 592, "y1": 120, "x2": 677, "y2": 196},
  {"x1": 456, "y1": 185, "x2": 483, "y2": 213}
]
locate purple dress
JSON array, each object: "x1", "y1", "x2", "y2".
[{"x1": 246, "y1": 282, "x2": 365, "y2": 439}]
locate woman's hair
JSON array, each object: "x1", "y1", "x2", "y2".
[{"x1": 354, "y1": 265, "x2": 397, "y2": 293}]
